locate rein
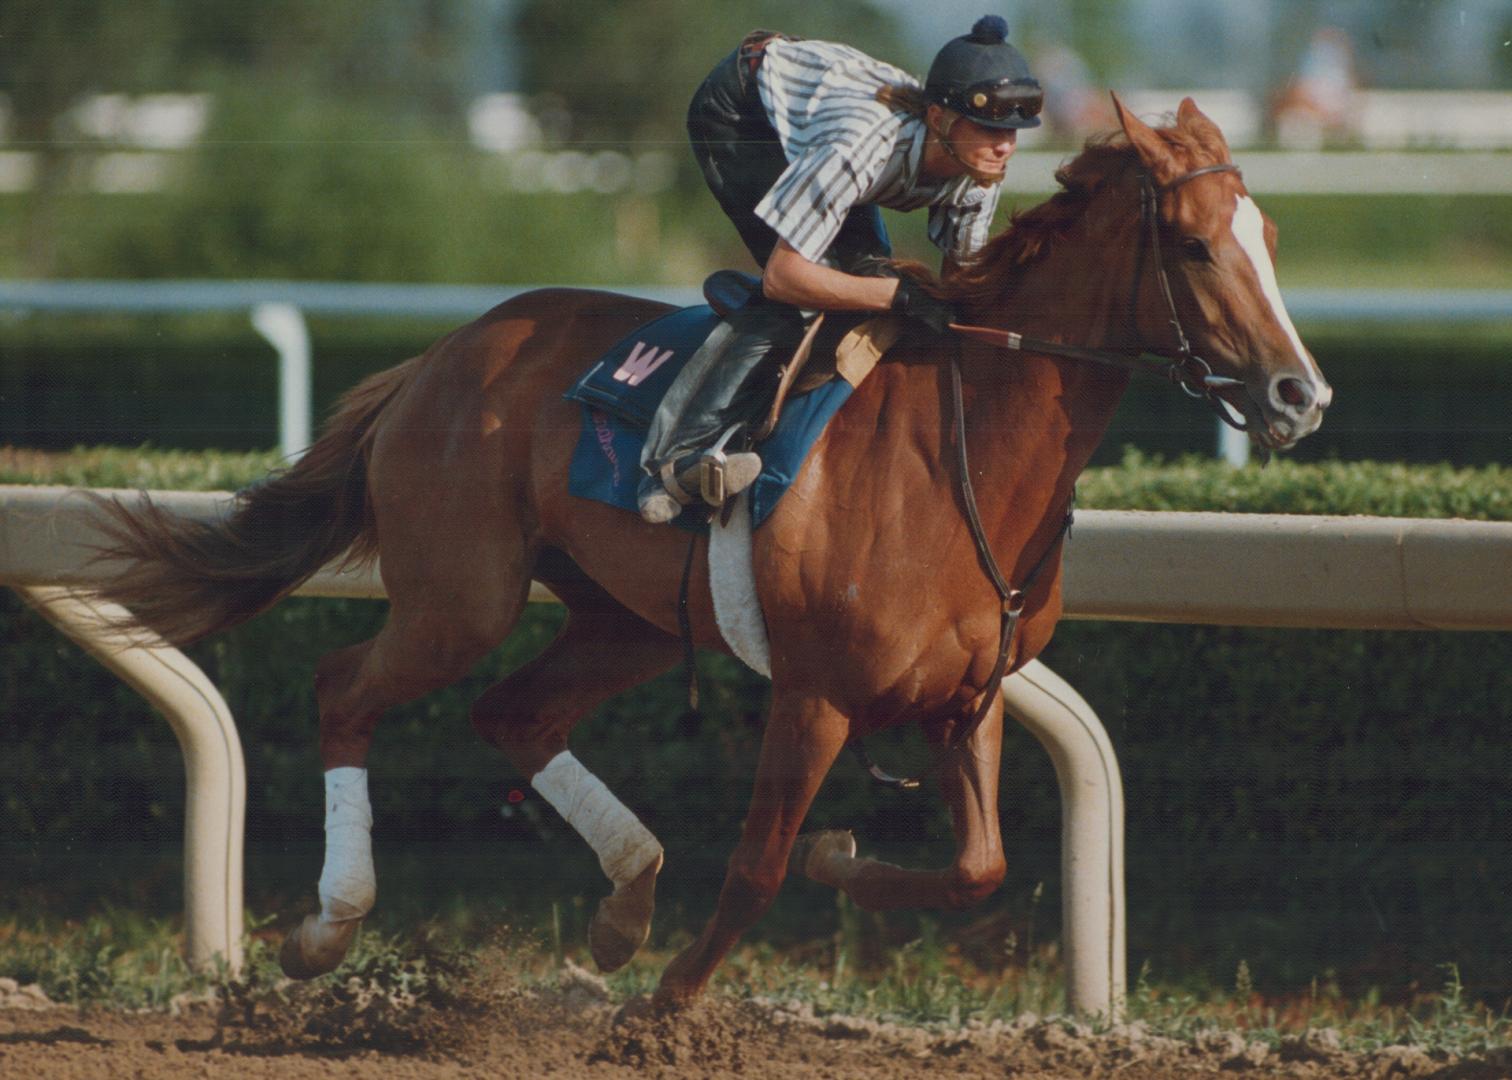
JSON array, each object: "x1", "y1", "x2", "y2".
[{"x1": 850, "y1": 160, "x2": 1242, "y2": 791}]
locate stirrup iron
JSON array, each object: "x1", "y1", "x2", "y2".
[
  {"x1": 698, "y1": 424, "x2": 744, "y2": 508},
  {"x1": 656, "y1": 426, "x2": 757, "y2": 513}
]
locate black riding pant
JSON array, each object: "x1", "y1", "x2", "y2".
[{"x1": 685, "y1": 44, "x2": 892, "y2": 269}]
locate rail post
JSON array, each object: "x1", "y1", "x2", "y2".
[
  {"x1": 251, "y1": 302, "x2": 312, "y2": 462},
  {"x1": 13, "y1": 585, "x2": 246, "y2": 975},
  {"x1": 1002, "y1": 660, "x2": 1126, "y2": 1018}
]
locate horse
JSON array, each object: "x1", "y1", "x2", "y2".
[{"x1": 86, "y1": 95, "x2": 1329, "y2": 1009}]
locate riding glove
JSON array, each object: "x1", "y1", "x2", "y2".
[{"x1": 890, "y1": 277, "x2": 960, "y2": 336}]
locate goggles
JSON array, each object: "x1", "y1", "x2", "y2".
[{"x1": 943, "y1": 78, "x2": 1044, "y2": 125}]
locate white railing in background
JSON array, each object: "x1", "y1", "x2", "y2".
[
  {"x1": 5, "y1": 485, "x2": 1512, "y2": 1014},
  {"x1": 0, "y1": 279, "x2": 696, "y2": 462},
  {"x1": 3, "y1": 279, "x2": 1510, "y2": 465}
]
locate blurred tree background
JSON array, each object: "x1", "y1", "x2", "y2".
[
  {"x1": 515, "y1": 0, "x2": 906, "y2": 146},
  {"x1": 2, "y1": 0, "x2": 1510, "y2": 284},
  {"x1": 0, "y1": 0, "x2": 919, "y2": 282}
]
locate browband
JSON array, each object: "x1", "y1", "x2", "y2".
[{"x1": 1158, "y1": 162, "x2": 1241, "y2": 193}]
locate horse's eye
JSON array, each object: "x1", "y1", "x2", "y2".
[{"x1": 1180, "y1": 237, "x2": 1211, "y2": 261}]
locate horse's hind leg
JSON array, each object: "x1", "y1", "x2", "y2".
[
  {"x1": 653, "y1": 692, "x2": 851, "y2": 1008},
  {"x1": 791, "y1": 697, "x2": 1008, "y2": 911},
  {"x1": 470, "y1": 591, "x2": 683, "y2": 972},
  {"x1": 280, "y1": 547, "x2": 532, "y2": 979}
]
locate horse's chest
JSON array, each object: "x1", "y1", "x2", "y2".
[{"x1": 774, "y1": 593, "x2": 998, "y2": 720}]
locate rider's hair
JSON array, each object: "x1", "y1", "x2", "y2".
[{"x1": 874, "y1": 83, "x2": 930, "y2": 115}]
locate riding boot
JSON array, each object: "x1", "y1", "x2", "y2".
[{"x1": 638, "y1": 300, "x2": 806, "y2": 523}]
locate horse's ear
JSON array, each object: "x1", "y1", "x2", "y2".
[
  {"x1": 1176, "y1": 97, "x2": 1232, "y2": 161},
  {"x1": 1111, "y1": 91, "x2": 1178, "y2": 183}
]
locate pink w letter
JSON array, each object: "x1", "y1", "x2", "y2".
[{"x1": 613, "y1": 341, "x2": 674, "y2": 386}]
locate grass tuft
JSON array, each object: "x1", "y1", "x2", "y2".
[{"x1": 3, "y1": 904, "x2": 1511, "y2": 1062}]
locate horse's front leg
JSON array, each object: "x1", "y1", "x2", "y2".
[
  {"x1": 792, "y1": 695, "x2": 1008, "y2": 911},
  {"x1": 653, "y1": 694, "x2": 850, "y2": 1009}
]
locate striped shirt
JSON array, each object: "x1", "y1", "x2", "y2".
[{"x1": 754, "y1": 38, "x2": 1002, "y2": 266}]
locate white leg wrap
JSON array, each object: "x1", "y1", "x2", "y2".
[
  {"x1": 317, "y1": 766, "x2": 375, "y2": 919},
  {"x1": 531, "y1": 752, "x2": 662, "y2": 888}
]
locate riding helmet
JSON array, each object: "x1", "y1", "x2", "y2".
[{"x1": 925, "y1": 15, "x2": 1044, "y2": 129}]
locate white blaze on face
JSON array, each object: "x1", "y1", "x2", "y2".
[{"x1": 1229, "y1": 195, "x2": 1326, "y2": 387}]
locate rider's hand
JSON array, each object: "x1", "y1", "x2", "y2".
[{"x1": 890, "y1": 276, "x2": 960, "y2": 336}]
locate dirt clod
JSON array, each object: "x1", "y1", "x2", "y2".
[
  {"x1": 0, "y1": 978, "x2": 56, "y2": 1011},
  {"x1": 1282, "y1": 1026, "x2": 1346, "y2": 1062}
]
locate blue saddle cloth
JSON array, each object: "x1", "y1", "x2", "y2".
[{"x1": 564, "y1": 304, "x2": 854, "y2": 530}]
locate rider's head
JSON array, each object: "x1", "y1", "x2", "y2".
[{"x1": 925, "y1": 16, "x2": 1043, "y2": 132}]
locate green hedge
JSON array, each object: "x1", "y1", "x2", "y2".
[
  {"x1": 3, "y1": 450, "x2": 1511, "y2": 999},
  {"x1": 6, "y1": 443, "x2": 1510, "y2": 515}
]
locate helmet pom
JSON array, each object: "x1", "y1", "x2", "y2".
[{"x1": 969, "y1": 15, "x2": 1010, "y2": 44}]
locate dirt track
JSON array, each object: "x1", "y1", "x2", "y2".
[{"x1": 2, "y1": 966, "x2": 1506, "y2": 1079}]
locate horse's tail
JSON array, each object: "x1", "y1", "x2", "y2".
[{"x1": 87, "y1": 356, "x2": 421, "y2": 646}]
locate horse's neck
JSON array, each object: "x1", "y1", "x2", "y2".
[
  {"x1": 952, "y1": 238, "x2": 1137, "y2": 535},
  {"x1": 955, "y1": 347, "x2": 1128, "y2": 523},
  {"x1": 992, "y1": 220, "x2": 1139, "y2": 350}
]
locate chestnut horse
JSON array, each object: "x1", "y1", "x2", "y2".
[{"x1": 89, "y1": 97, "x2": 1328, "y2": 1008}]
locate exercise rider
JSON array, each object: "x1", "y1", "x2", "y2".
[{"x1": 637, "y1": 15, "x2": 1044, "y2": 523}]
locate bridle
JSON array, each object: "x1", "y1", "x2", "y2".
[
  {"x1": 950, "y1": 160, "x2": 1251, "y2": 433},
  {"x1": 1134, "y1": 162, "x2": 1250, "y2": 430},
  {"x1": 852, "y1": 160, "x2": 1248, "y2": 791}
]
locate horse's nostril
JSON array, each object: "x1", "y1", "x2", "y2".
[{"x1": 1277, "y1": 378, "x2": 1308, "y2": 408}]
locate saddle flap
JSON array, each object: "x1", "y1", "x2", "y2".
[{"x1": 702, "y1": 270, "x2": 764, "y2": 319}]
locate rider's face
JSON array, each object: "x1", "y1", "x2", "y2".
[{"x1": 949, "y1": 118, "x2": 1018, "y2": 177}]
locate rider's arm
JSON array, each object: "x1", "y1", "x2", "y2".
[{"x1": 762, "y1": 239, "x2": 901, "y2": 312}]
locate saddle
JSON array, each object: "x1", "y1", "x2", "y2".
[
  {"x1": 564, "y1": 274, "x2": 904, "y2": 530},
  {"x1": 700, "y1": 270, "x2": 903, "y2": 439}
]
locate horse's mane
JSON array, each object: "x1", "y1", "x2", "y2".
[
  {"x1": 904, "y1": 118, "x2": 1218, "y2": 308},
  {"x1": 942, "y1": 138, "x2": 1135, "y2": 306}
]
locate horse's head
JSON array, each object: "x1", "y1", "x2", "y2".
[{"x1": 1111, "y1": 93, "x2": 1332, "y2": 451}]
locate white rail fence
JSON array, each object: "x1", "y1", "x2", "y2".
[{"x1": 4, "y1": 484, "x2": 1512, "y2": 1015}]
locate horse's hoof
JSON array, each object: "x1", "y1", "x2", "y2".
[
  {"x1": 610, "y1": 993, "x2": 662, "y2": 1026},
  {"x1": 589, "y1": 853, "x2": 661, "y2": 973},
  {"x1": 278, "y1": 912, "x2": 362, "y2": 980},
  {"x1": 647, "y1": 984, "x2": 698, "y2": 1015},
  {"x1": 789, "y1": 829, "x2": 856, "y2": 885}
]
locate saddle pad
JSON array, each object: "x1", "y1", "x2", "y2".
[
  {"x1": 565, "y1": 305, "x2": 854, "y2": 530},
  {"x1": 565, "y1": 305, "x2": 723, "y2": 428}
]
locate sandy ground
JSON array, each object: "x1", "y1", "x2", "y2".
[{"x1": 4, "y1": 965, "x2": 1509, "y2": 1080}]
